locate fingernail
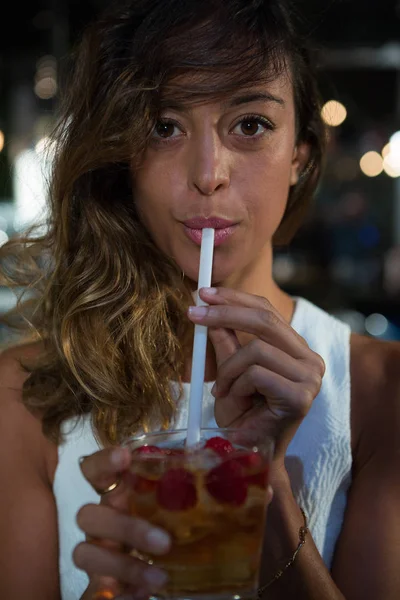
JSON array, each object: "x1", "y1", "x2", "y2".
[
  {"x1": 111, "y1": 448, "x2": 127, "y2": 467},
  {"x1": 202, "y1": 287, "x2": 217, "y2": 294},
  {"x1": 144, "y1": 567, "x2": 168, "y2": 587},
  {"x1": 188, "y1": 306, "x2": 208, "y2": 317},
  {"x1": 146, "y1": 528, "x2": 171, "y2": 553}
]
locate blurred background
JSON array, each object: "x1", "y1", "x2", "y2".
[{"x1": 0, "y1": 0, "x2": 399, "y2": 344}]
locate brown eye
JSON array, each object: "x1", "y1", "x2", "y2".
[
  {"x1": 232, "y1": 115, "x2": 273, "y2": 138},
  {"x1": 240, "y1": 120, "x2": 261, "y2": 136},
  {"x1": 154, "y1": 121, "x2": 176, "y2": 138}
]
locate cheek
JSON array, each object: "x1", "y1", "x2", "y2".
[
  {"x1": 133, "y1": 165, "x2": 170, "y2": 224},
  {"x1": 241, "y1": 149, "x2": 293, "y2": 229},
  {"x1": 132, "y1": 160, "x2": 184, "y2": 257},
  {"x1": 134, "y1": 152, "x2": 185, "y2": 214}
]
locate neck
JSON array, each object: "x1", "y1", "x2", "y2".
[{"x1": 221, "y1": 244, "x2": 294, "y2": 320}]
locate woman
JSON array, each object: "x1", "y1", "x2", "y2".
[{"x1": 1, "y1": 1, "x2": 399, "y2": 599}]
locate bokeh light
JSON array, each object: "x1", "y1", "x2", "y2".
[
  {"x1": 383, "y1": 155, "x2": 400, "y2": 178},
  {"x1": 365, "y1": 314, "x2": 389, "y2": 337},
  {"x1": 359, "y1": 151, "x2": 383, "y2": 177},
  {"x1": 321, "y1": 100, "x2": 347, "y2": 127},
  {"x1": 34, "y1": 55, "x2": 57, "y2": 100},
  {"x1": 382, "y1": 143, "x2": 391, "y2": 158},
  {"x1": 380, "y1": 131, "x2": 400, "y2": 177}
]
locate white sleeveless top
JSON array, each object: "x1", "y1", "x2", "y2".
[{"x1": 53, "y1": 297, "x2": 352, "y2": 599}]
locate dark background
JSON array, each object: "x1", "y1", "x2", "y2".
[{"x1": 0, "y1": 0, "x2": 400, "y2": 342}]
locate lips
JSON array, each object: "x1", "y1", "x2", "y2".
[
  {"x1": 182, "y1": 217, "x2": 238, "y2": 247},
  {"x1": 183, "y1": 217, "x2": 236, "y2": 230}
]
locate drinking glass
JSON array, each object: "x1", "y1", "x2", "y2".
[{"x1": 122, "y1": 427, "x2": 273, "y2": 600}]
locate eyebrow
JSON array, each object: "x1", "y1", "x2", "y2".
[
  {"x1": 227, "y1": 92, "x2": 285, "y2": 108},
  {"x1": 160, "y1": 91, "x2": 285, "y2": 114}
]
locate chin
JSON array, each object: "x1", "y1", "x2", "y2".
[
  {"x1": 182, "y1": 261, "x2": 237, "y2": 289},
  {"x1": 172, "y1": 239, "x2": 244, "y2": 284}
]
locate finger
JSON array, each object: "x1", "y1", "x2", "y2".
[
  {"x1": 204, "y1": 288, "x2": 325, "y2": 376},
  {"x1": 214, "y1": 339, "x2": 316, "y2": 398},
  {"x1": 188, "y1": 305, "x2": 309, "y2": 360},
  {"x1": 73, "y1": 542, "x2": 168, "y2": 592},
  {"x1": 207, "y1": 326, "x2": 241, "y2": 370},
  {"x1": 76, "y1": 504, "x2": 171, "y2": 555},
  {"x1": 214, "y1": 391, "x2": 254, "y2": 427},
  {"x1": 229, "y1": 366, "x2": 314, "y2": 417},
  {"x1": 79, "y1": 447, "x2": 131, "y2": 502},
  {"x1": 214, "y1": 366, "x2": 310, "y2": 427},
  {"x1": 199, "y1": 287, "x2": 274, "y2": 308},
  {"x1": 199, "y1": 287, "x2": 293, "y2": 327}
]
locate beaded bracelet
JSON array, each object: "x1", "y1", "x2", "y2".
[{"x1": 257, "y1": 507, "x2": 308, "y2": 599}]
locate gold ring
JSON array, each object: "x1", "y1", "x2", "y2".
[
  {"x1": 94, "y1": 475, "x2": 121, "y2": 496},
  {"x1": 79, "y1": 456, "x2": 121, "y2": 496}
]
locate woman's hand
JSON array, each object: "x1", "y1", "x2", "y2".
[
  {"x1": 188, "y1": 287, "x2": 325, "y2": 468},
  {"x1": 74, "y1": 447, "x2": 170, "y2": 599}
]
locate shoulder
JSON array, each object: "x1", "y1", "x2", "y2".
[
  {"x1": 0, "y1": 341, "x2": 58, "y2": 484},
  {"x1": 350, "y1": 332, "x2": 400, "y2": 402},
  {"x1": 349, "y1": 333, "x2": 400, "y2": 469},
  {"x1": 0, "y1": 340, "x2": 42, "y2": 385}
]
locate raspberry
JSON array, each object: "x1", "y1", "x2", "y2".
[
  {"x1": 204, "y1": 436, "x2": 235, "y2": 457},
  {"x1": 205, "y1": 459, "x2": 248, "y2": 506},
  {"x1": 157, "y1": 468, "x2": 197, "y2": 511},
  {"x1": 231, "y1": 451, "x2": 263, "y2": 470},
  {"x1": 229, "y1": 451, "x2": 269, "y2": 489}
]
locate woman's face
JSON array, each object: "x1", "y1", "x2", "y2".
[{"x1": 133, "y1": 72, "x2": 307, "y2": 285}]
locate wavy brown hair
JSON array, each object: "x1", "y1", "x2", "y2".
[{"x1": 0, "y1": 0, "x2": 327, "y2": 445}]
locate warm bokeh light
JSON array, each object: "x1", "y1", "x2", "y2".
[
  {"x1": 383, "y1": 154, "x2": 400, "y2": 178},
  {"x1": 389, "y1": 131, "x2": 400, "y2": 162},
  {"x1": 382, "y1": 143, "x2": 391, "y2": 158},
  {"x1": 359, "y1": 151, "x2": 383, "y2": 177},
  {"x1": 0, "y1": 130, "x2": 4, "y2": 153},
  {"x1": 381, "y1": 132, "x2": 400, "y2": 177},
  {"x1": 321, "y1": 100, "x2": 347, "y2": 127},
  {"x1": 34, "y1": 77, "x2": 58, "y2": 99},
  {"x1": 36, "y1": 54, "x2": 57, "y2": 72},
  {"x1": 34, "y1": 55, "x2": 57, "y2": 100}
]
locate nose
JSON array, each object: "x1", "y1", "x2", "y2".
[{"x1": 188, "y1": 131, "x2": 230, "y2": 196}]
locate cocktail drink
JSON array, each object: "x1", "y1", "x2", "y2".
[{"x1": 123, "y1": 428, "x2": 273, "y2": 600}]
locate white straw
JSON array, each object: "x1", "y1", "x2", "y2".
[{"x1": 186, "y1": 228, "x2": 215, "y2": 447}]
